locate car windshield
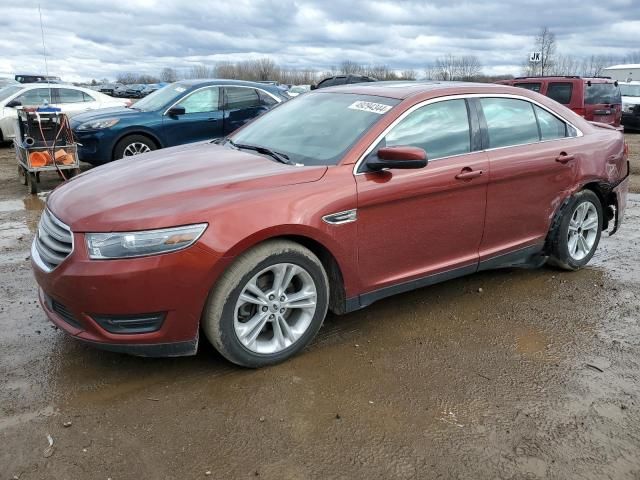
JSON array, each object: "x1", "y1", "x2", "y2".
[
  {"x1": 132, "y1": 83, "x2": 186, "y2": 111},
  {"x1": 620, "y1": 84, "x2": 640, "y2": 97},
  {"x1": 585, "y1": 83, "x2": 621, "y2": 105},
  {"x1": 229, "y1": 92, "x2": 399, "y2": 166},
  {"x1": 289, "y1": 86, "x2": 308, "y2": 93},
  {"x1": 0, "y1": 86, "x2": 22, "y2": 102}
]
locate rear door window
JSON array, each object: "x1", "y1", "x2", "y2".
[
  {"x1": 480, "y1": 98, "x2": 539, "y2": 148},
  {"x1": 224, "y1": 87, "x2": 261, "y2": 110},
  {"x1": 584, "y1": 83, "x2": 621, "y2": 105},
  {"x1": 534, "y1": 105, "x2": 567, "y2": 140},
  {"x1": 514, "y1": 82, "x2": 542, "y2": 93},
  {"x1": 56, "y1": 88, "x2": 89, "y2": 104},
  {"x1": 546, "y1": 83, "x2": 573, "y2": 104},
  {"x1": 383, "y1": 99, "x2": 471, "y2": 160}
]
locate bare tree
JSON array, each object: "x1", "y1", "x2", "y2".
[
  {"x1": 188, "y1": 64, "x2": 212, "y2": 79},
  {"x1": 116, "y1": 72, "x2": 139, "y2": 84},
  {"x1": 458, "y1": 55, "x2": 482, "y2": 80},
  {"x1": 549, "y1": 54, "x2": 581, "y2": 76},
  {"x1": 400, "y1": 69, "x2": 417, "y2": 80},
  {"x1": 424, "y1": 64, "x2": 438, "y2": 80},
  {"x1": 526, "y1": 27, "x2": 556, "y2": 76},
  {"x1": 213, "y1": 58, "x2": 318, "y2": 85},
  {"x1": 116, "y1": 72, "x2": 159, "y2": 84},
  {"x1": 428, "y1": 54, "x2": 482, "y2": 81},
  {"x1": 581, "y1": 55, "x2": 610, "y2": 77},
  {"x1": 254, "y1": 58, "x2": 279, "y2": 81},
  {"x1": 625, "y1": 51, "x2": 640, "y2": 64},
  {"x1": 366, "y1": 64, "x2": 395, "y2": 80},
  {"x1": 160, "y1": 67, "x2": 178, "y2": 83},
  {"x1": 340, "y1": 60, "x2": 364, "y2": 75}
]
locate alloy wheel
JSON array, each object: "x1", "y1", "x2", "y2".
[
  {"x1": 234, "y1": 262, "x2": 317, "y2": 354},
  {"x1": 567, "y1": 201, "x2": 598, "y2": 261},
  {"x1": 123, "y1": 142, "x2": 151, "y2": 156}
]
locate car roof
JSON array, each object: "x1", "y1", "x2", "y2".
[
  {"x1": 511, "y1": 76, "x2": 616, "y2": 83},
  {"x1": 176, "y1": 79, "x2": 280, "y2": 88},
  {"x1": 19, "y1": 83, "x2": 81, "y2": 88},
  {"x1": 320, "y1": 81, "x2": 531, "y2": 100}
]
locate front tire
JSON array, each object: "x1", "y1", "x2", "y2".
[
  {"x1": 202, "y1": 240, "x2": 330, "y2": 368},
  {"x1": 113, "y1": 135, "x2": 156, "y2": 160},
  {"x1": 547, "y1": 190, "x2": 603, "y2": 271}
]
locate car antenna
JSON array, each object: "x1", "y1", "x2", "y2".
[{"x1": 38, "y1": 4, "x2": 52, "y2": 104}]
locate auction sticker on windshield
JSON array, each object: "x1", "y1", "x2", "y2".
[{"x1": 348, "y1": 101, "x2": 393, "y2": 114}]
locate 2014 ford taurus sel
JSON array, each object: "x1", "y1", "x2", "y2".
[{"x1": 32, "y1": 82, "x2": 630, "y2": 367}]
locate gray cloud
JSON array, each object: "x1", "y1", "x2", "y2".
[{"x1": 0, "y1": 0, "x2": 638, "y2": 81}]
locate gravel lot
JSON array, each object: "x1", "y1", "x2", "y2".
[{"x1": 1, "y1": 134, "x2": 639, "y2": 480}]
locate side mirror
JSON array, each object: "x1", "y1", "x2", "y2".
[
  {"x1": 366, "y1": 146, "x2": 427, "y2": 171},
  {"x1": 166, "y1": 105, "x2": 186, "y2": 116},
  {"x1": 6, "y1": 99, "x2": 21, "y2": 108},
  {"x1": 310, "y1": 84, "x2": 317, "y2": 90}
]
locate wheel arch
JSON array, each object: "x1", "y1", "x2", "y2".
[
  {"x1": 221, "y1": 228, "x2": 352, "y2": 316},
  {"x1": 580, "y1": 181, "x2": 617, "y2": 230},
  {"x1": 111, "y1": 129, "x2": 163, "y2": 160},
  {"x1": 545, "y1": 182, "x2": 613, "y2": 254}
]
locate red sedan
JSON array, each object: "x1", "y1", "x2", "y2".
[{"x1": 32, "y1": 82, "x2": 630, "y2": 367}]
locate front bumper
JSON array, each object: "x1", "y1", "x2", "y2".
[
  {"x1": 73, "y1": 129, "x2": 115, "y2": 165},
  {"x1": 32, "y1": 234, "x2": 225, "y2": 357}
]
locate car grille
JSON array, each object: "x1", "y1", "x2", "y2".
[{"x1": 35, "y1": 209, "x2": 73, "y2": 271}]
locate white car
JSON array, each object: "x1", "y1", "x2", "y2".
[
  {"x1": 0, "y1": 83, "x2": 130, "y2": 142},
  {"x1": 620, "y1": 81, "x2": 640, "y2": 131}
]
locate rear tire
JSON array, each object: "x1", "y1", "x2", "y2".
[
  {"x1": 202, "y1": 240, "x2": 329, "y2": 368},
  {"x1": 547, "y1": 190, "x2": 602, "y2": 271},
  {"x1": 113, "y1": 135, "x2": 156, "y2": 160}
]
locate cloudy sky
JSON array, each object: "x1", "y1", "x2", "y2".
[{"x1": 0, "y1": 0, "x2": 638, "y2": 82}]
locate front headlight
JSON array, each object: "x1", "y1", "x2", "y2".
[
  {"x1": 86, "y1": 223, "x2": 207, "y2": 259},
  {"x1": 76, "y1": 118, "x2": 120, "y2": 131}
]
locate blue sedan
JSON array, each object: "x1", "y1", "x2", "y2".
[{"x1": 71, "y1": 79, "x2": 288, "y2": 165}]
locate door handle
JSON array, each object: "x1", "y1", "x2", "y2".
[
  {"x1": 455, "y1": 168, "x2": 483, "y2": 180},
  {"x1": 207, "y1": 118, "x2": 218, "y2": 122},
  {"x1": 555, "y1": 153, "x2": 575, "y2": 164}
]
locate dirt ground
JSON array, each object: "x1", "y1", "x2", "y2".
[{"x1": 1, "y1": 134, "x2": 639, "y2": 480}]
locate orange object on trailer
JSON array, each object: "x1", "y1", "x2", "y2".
[{"x1": 29, "y1": 151, "x2": 51, "y2": 167}]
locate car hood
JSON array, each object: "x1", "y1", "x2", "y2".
[
  {"x1": 47, "y1": 142, "x2": 328, "y2": 232},
  {"x1": 622, "y1": 95, "x2": 640, "y2": 105},
  {"x1": 70, "y1": 107, "x2": 144, "y2": 126}
]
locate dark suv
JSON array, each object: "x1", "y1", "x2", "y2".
[
  {"x1": 498, "y1": 76, "x2": 622, "y2": 127},
  {"x1": 71, "y1": 79, "x2": 288, "y2": 164},
  {"x1": 312, "y1": 74, "x2": 377, "y2": 90}
]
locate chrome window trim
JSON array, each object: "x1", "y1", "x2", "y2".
[
  {"x1": 163, "y1": 84, "x2": 281, "y2": 116},
  {"x1": 32, "y1": 209, "x2": 74, "y2": 273},
  {"x1": 353, "y1": 93, "x2": 584, "y2": 176}
]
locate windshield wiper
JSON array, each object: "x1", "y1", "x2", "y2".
[{"x1": 227, "y1": 139, "x2": 298, "y2": 166}]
